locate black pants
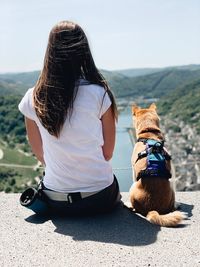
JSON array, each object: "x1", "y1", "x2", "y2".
[{"x1": 42, "y1": 176, "x2": 121, "y2": 216}]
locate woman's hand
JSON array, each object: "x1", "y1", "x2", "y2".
[
  {"x1": 101, "y1": 107, "x2": 116, "y2": 161},
  {"x1": 25, "y1": 117, "x2": 45, "y2": 165}
]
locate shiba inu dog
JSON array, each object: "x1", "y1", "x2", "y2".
[{"x1": 128, "y1": 103, "x2": 185, "y2": 227}]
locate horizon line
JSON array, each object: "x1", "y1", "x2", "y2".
[{"x1": 0, "y1": 63, "x2": 200, "y2": 75}]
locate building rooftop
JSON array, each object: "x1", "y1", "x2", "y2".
[{"x1": 0, "y1": 192, "x2": 199, "y2": 267}]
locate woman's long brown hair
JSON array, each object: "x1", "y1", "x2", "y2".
[{"x1": 33, "y1": 21, "x2": 117, "y2": 137}]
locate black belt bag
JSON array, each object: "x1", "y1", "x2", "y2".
[{"x1": 43, "y1": 188, "x2": 101, "y2": 203}]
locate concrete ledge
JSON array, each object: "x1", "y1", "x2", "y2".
[{"x1": 0, "y1": 192, "x2": 199, "y2": 267}]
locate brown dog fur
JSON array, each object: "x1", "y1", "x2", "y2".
[{"x1": 129, "y1": 103, "x2": 185, "y2": 227}]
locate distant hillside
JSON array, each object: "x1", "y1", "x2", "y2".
[
  {"x1": 113, "y1": 68, "x2": 164, "y2": 77},
  {"x1": 0, "y1": 71, "x2": 40, "y2": 95},
  {"x1": 0, "y1": 69, "x2": 131, "y2": 96},
  {"x1": 113, "y1": 64, "x2": 200, "y2": 77},
  {"x1": 128, "y1": 69, "x2": 200, "y2": 98},
  {"x1": 158, "y1": 79, "x2": 200, "y2": 132},
  {"x1": 0, "y1": 80, "x2": 16, "y2": 95},
  {"x1": 104, "y1": 68, "x2": 200, "y2": 98},
  {"x1": 0, "y1": 65, "x2": 200, "y2": 99},
  {"x1": 0, "y1": 71, "x2": 40, "y2": 88}
]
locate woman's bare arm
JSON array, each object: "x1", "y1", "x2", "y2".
[
  {"x1": 101, "y1": 107, "x2": 116, "y2": 161},
  {"x1": 25, "y1": 117, "x2": 45, "y2": 165}
]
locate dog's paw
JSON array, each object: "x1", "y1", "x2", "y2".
[{"x1": 123, "y1": 201, "x2": 134, "y2": 210}]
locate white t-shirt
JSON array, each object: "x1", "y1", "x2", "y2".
[{"x1": 18, "y1": 81, "x2": 114, "y2": 193}]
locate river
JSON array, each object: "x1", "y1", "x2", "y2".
[{"x1": 111, "y1": 107, "x2": 133, "y2": 192}]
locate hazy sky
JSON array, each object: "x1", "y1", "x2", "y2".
[{"x1": 0, "y1": 0, "x2": 200, "y2": 72}]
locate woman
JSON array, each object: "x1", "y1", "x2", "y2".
[{"x1": 18, "y1": 21, "x2": 120, "y2": 215}]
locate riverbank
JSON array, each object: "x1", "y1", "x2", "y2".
[{"x1": 161, "y1": 116, "x2": 200, "y2": 191}]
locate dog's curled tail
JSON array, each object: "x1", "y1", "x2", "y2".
[{"x1": 146, "y1": 210, "x2": 186, "y2": 227}]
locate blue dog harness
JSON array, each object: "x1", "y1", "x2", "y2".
[{"x1": 136, "y1": 139, "x2": 172, "y2": 180}]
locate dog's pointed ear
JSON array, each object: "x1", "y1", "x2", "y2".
[
  {"x1": 149, "y1": 103, "x2": 157, "y2": 110},
  {"x1": 132, "y1": 105, "x2": 140, "y2": 115}
]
